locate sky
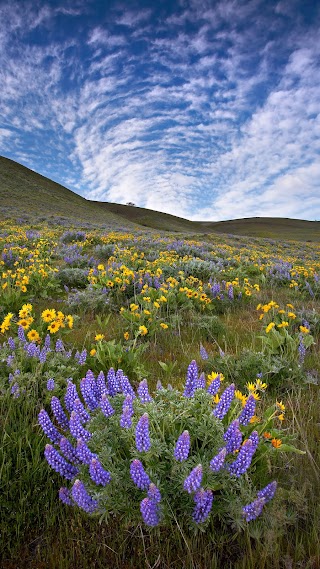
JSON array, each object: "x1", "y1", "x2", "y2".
[{"x1": 1, "y1": 0, "x2": 320, "y2": 222}]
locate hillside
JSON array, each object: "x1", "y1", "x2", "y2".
[{"x1": 1, "y1": 155, "x2": 319, "y2": 241}]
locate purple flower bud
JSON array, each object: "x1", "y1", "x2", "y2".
[
  {"x1": 71, "y1": 479, "x2": 98, "y2": 513},
  {"x1": 242, "y1": 497, "x2": 265, "y2": 521},
  {"x1": 8, "y1": 337, "x2": 15, "y2": 350},
  {"x1": 238, "y1": 395, "x2": 256, "y2": 426},
  {"x1": 200, "y1": 344, "x2": 209, "y2": 360},
  {"x1": 174, "y1": 431, "x2": 190, "y2": 462},
  {"x1": 107, "y1": 368, "x2": 120, "y2": 396},
  {"x1": 65, "y1": 380, "x2": 79, "y2": 413},
  {"x1": 51, "y1": 397, "x2": 69, "y2": 431},
  {"x1": 80, "y1": 378, "x2": 98, "y2": 411},
  {"x1": 207, "y1": 375, "x2": 221, "y2": 395},
  {"x1": 257, "y1": 481, "x2": 277, "y2": 503},
  {"x1": 183, "y1": 360, "x2": 198, "y2": 397},
  {"x1": 100, "y1": 393, "x2": 115, "y2": 418},
  {"x1": 18, "y1": 326, "x2": 26, "y2": 343},
  {"x1": 73, "y1": 398, "x2": 90, "y2": 423},
  {"x1": 147, "y1": 483, "x2": 161, "y2": 503},
  {"x1": 193, "y1": 488, "x2": 213, "y2": 523},
  {"x1": 184, "y1": 464, "x2": 203, "y2": 494},
  {"x1": 135, "y1": 413, "x2": 151, "y2": 452},
  {"x1": 213, "y1": 384, "x2": 235, "y2": 419},
  {"x1": 59, "y1": 487, "x2": 73, "y2": 506},
  {"x1": 96, "y1": 371, "x2": 107, "y2": 399},
  {"x1": 209, "y1": 447, "x2": 227, "y2": 472},
  {"x1": 120, "y1": 374, "x2": 135, "y2": 398},
  {"x1": 69, "y1": 411, "x2": 91, "y2": 441},
  {"x1": 137, "y1": 379, "x2": 153, "y2": 403},
  {"x1": 76, "y1": 439, "x2": 97, "y2": 464},
  {"x1": 44, "y1": 444, "x2": 78, "y2": 480},
  {"x1": 44, "y1": 334, "x2": 51, "y2": 349},
  {"x1": 130, "y1": 459, "x2": 151, "y2": 490},
  {"x1": 47, "y1": 378, "x2": 55, "y2": 391},
  {"x1": 224, "y1": 420, "x2": 242, "y2": 453},
  {"x1": 89, "y1": 458, "x2": 111, "y2": 486},
  {"x1": 59, "y1": 437, "x2": 79, "y2": 464},
  {"x1": 120, "y1": 403, "x2": 133, "y2": 428},
  {"x1": 140, "y1": 497, "x2": 160, "y2": 526},
  {"x1": 228, "y1": 437, "x2": 257, "y2": 477},
  {"x1": 38, "y1": 409, "x2": 61, "y2": 444},
  {"x1": 55, "y1": 339, "x2": 65, "y2": 353}
]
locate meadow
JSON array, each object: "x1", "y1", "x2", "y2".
[{"x1": 0, "y1": 216, "x2": 319, "y2": 569}]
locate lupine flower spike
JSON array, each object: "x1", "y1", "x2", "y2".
[
  {"x1": 135, "y1": 413, "x2": 151, "y2": 452},
  {"x1": 174, "y1": 431, "x2": 190, "y2": 462}
]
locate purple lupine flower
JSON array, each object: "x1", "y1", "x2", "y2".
[
  {"x1": 120, "y1": 374, "x2": 135, "y2": 398},
  {"x1": 156, "y1": 380, "x2": 163, "y2": 390},
  {"x1": 137, "y1": 379, "x2": 153, "y2": 403},
  {"x1": 224, "y1": 420, "x2": 242, "y2": 453},
  {"x1": 248, "y1": 430, "x2": 259, "y2": 451},
  {"x1": 59, "y1": 487, "x2": 73, "y2": 506},
  {"x1": 238, "y1": 395, "x2": 256, "y2": 426},
  {"x1": 192, "y1": 488, "x2": 213, "y2": 524},
  {"x1": 76, "y1": 439, "x2": 97, "y2": 464},
  {"x1": 71, "y1": 480, "x2": 98, "y2": 513},
  {"x1": 96, "y1": 371, "x2": 107, "y2": 399},
  {"x1": 38, "y1": 409, "x2": 61, "y2": 444},
  {"x1": 200, "y1": 344, "x2": 209, "y2": 360},
  {"x1": 100, "y1": 393, "x2": 115, "y2": 418},
  {"x1": 196, "y1": 372, "x2": 206, "y2": 390},
  {"x1": 7, "y1": 355, "x2": 14, "y2": 366},
  {"x1": 298, "y1": 334, "x2": 306, "y2": 364},
  {"x1": 183, "y1": 360, "x2": 198, "y2": 398},
  {"x1": 213, "y1": 384, "x2": 235, "y2": 420},
  {"x1": 209, "y1": 447, "x2": 227, "y2": 472},
  {"x1": 183, "y1": 464, "x2": 203, "y2": 494},
  {"x1": 51, "y1": 397, "x2": 69, "y2": 431},
  {"x1": 11, "y1": 382, "x2": 20, "y2": 397},
  {"x1": 135, "y1": 413, "x2": 151, "y2": 452},
  {"x1": 55, "y1": 339, "x2": 65, "y2": 353},
  {"x1": 77, "y1": 349, "x2": 87, "y2": 365},
  {"x1": 257, "y1": 481, "x2": 277, "y2": 503},
  {"x1": 64, "y1": 380, "x2": 79, "y2": 413},
  {"x1": 73, "y1": 398, "x2": 90, "y2": 423},
  {"x1": 147, "y1": 483, "x2": 161, "y2": 503},
  {"x1": 130, "y1": 459, "x2": 151, "y2": 489},
  {"x1": 219, "y1": 348, "x2": 225, "y2": 358},
  {"x1": 140, "y1": 498, "x2": 160, "y2": 526},
  {"x1": 14, "y1": 368, "x2": 20, "y2": 376},
  {"x1": 39, "y1": 347, "x2": 49, "y2": 364},
  {"x1": 107, "y1": 367, "x2": 120, "y2": 396},
  {"x1": 211, "y1": 281, "x2": 220, "y2": 298},
  {"x1": 120, "y1": 403, "x2": 133, "y2": 428},
  {"x1": 69, "y1": 411, "x2": 92, "y2": 441},
  {"x1": 18, "y1": 326, "x2": 26, "y2": 343},
  {"x1": 8, "y1": 373, "x2": 14, "y2": 384},
  {"x1": 80, "y1": 378, "x2": 98, "y2": 411},
  {"x1": 207, "y1": 374, "x2": 221, "y2": 396},
  {"x1": 228, "y1": 439, "x2": 256, "y2": 477},
  {"x1": 174, "y1": 431, "x2": 191, "y2": 462},
  {"x1": 44, "y1": 444, "x2": 78, "y2": 480},
  {"x1": 242, "y1": 497, "x2": 265, "y2": 521},
  {"x1": 85, "y1": 369, "x2": 99, "y2": 401},
  {"x1": 65, "y1": 349, "x2": 72, "y2": 360},
  {"x1": 89, "y1": 458, "x2": 112, "y2": 486},
  {"x1": 228, "y1": 284, "x2": 234, "y2": 300},
  {"x1": 8, "y1": 337, "x2": 15, "y2": 350},
  {"x1": 44, "y1": 334, "x2": 51, "y2": 350},
  {"x1": 60, "y1": 437, "x2": 79, "y2": 464},
  {"x1": 47, "y1": 378, "x2": 55, "y2": 391}
]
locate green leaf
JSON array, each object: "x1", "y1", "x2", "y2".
[{"x1": 278, "y1": 444, "x2": 305, "y2": 454}]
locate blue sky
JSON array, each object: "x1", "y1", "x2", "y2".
[{"x1": 1, "y1": 0, "x2": 320, "y2": 221}]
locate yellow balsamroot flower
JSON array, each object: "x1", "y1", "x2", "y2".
[
  {"x1": 213, "y1": 394, "x2": 220, "y2": 404},
  {"x1": 277, "y1": 321, "x2": 289, "y2": 328},
  {"x1": 159, "y1": 296, "x2": 167, "y2": 302},
  {"x1": 265, "y1": 322, "x2": 275, "y2": 333},
  {"x1": 276, "y1": 400, "x2": 285, "y2": 411},
  {"x1": 2, "y1": 282, "x2": 8, "y2": 290},
  {"x1": 124, "y1": 331, "x2": 130, "y2": 341},
  {"x1": 271, "y1": 438, "x2": 282, "y2": 449},
  {"x1": 143, "y1": 297, "x2": 151, "y2": 302},
  {"x1": 287, "y1": 312, "x2": 296, "y2": 319},
  {"x1": 249, "y1": 415, "x2": 261, "y2": 424},
  {"x1": 160, "y1": 323, "x2": 168, "y2": 329},
  {"x1": 90, "y1": 349, "x2": 97, "y2": 356},
  {"x1": 143, "y1": 310, "x2": 151, "y2": 316},
  {"x1": 255, "y1": 379, "x2": 267, "y2": 390},
  {"x1": 278, "y1": 413, "x2": 285, "y2": 422},
  {"x1": 66, "y1": 315, "x2": 74, "y2": 329},
  {"x1": 299, "y1": 325, "x2": 310, "y2": 334},
  {"x1": 278, "y1": 309, "x2": 285, "y2": 314},
  {"x1": 153, "y1": 301, "x2": 160, "y2": 308},
  {"x1": 27, "y1": 329, "x2": 40, "y2": 343},
  {"x1": 286, "y1": 303, "x2": 294, "y2": 309},
  {"x1": 42, "y1": 308, "x2": 56, "y2": 322},
  {"x1": 48, "y1": 321, "x2": 60, "y2": 334},
  {"x1": 97, "y1": 264, "x2": 105, "y2": 270},
  {"x1": 130, "y1": 303, "x2": 139, "y2": 312},
  {"x1": 208, "y1": 371, "x2": 224, "y2": 384},
  {"x1": 245, "y1": 382, "x2": 256, "y2": 392},
  {"x1": 95, "y1": 334, "x2": 104, "y2": 341},
  {"x1": 139, "y1": 325, "x2": 148, "y2": 336},
  {"x1": 251, "y1": 392, "x2": 261, "y2": 401},
  {"x1": 18, "y1": 318, "x2": 32, "y2": 330},
  {"x1": 20, "y1": 286, "x2": 27, "y2": 293}
]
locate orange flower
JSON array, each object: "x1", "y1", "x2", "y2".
[
  {"x1": 263, "y1": 432, "x2": 271, "y2": 439},
  {"x1": 271, "y1": 438, "x2": 282, "y2": 448}
]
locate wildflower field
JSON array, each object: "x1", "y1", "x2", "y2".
[{"x1": 0, "y1": 217, "x2": 319, "y2": 569}]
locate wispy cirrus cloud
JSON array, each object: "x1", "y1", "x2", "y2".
[{"x1": 0, "y1": 0, "x2": 319, "y2": 220}]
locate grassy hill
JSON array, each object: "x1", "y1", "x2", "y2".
[{"x1": 1, "y1": 155, "x2": 320, "y2": 241}]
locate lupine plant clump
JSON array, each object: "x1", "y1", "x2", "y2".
[{"x1": 37, "y1": 359, "x2": 298, "y2": 530}]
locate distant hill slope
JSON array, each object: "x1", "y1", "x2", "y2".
[
  {"x1": 0, "y1": 156, "x2": 135, "y2": 229},
  {"x1": 1, "y1": 155, "x2": 319, "y2": 241}
]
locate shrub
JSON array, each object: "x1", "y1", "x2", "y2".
[{"x1": 57, "y1": 268, "x2": 89, "y2": 289}]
